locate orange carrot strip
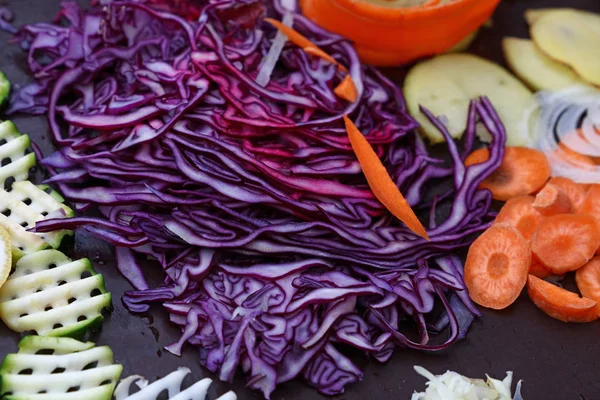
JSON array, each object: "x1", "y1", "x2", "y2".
[
  {"x1": 334, "y1": 75, "x2": 358, "y2": 103},
  {"x1": 465, "y1": 146, "x2": 550, "y2": 201},
  {"x1": 528, "y1": 274, "x2": 598, "y2": 323},
  {"x1": 343, "y1": 115, "x2": 429, "y2": 240},
  {"x1": 464, "y1": 224, "x2": 530, "y2": 310},
  {"x1": 264, "y1": 18, "x2": 347, "y2": 72},
  {"x1": 532, "y1": 183, "x2": 572, "y2": 216}
]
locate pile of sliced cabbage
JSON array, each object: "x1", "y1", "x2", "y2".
[{"x1": 411, "y1": 366, "x2": 524, "y2": 400}]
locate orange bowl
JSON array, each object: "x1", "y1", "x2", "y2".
[{"x1": 300, "y1": 0, "x2": 502, "y2": 66}]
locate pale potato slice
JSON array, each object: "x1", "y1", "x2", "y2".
[
  {"x1": 525, "y1": 9, "x2": 555, "y2": 25},
  {"x1": 530, "y1": 9, "x2": 600, "y2": 86},
  {"x1": 404, "y1": 53, "x2": 534, "y2": 145},
  {"x1": 446, "y1": 30, "x2": 479, "y2": 53},
  {"x1": 503, "y1": 37, "x2": 586, "y2": 91}
]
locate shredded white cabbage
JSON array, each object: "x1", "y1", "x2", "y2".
[{"x1": 411, "y1": 366, "x2": 524, "y2": 400}]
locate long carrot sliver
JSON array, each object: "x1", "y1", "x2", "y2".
[
  {"x1": 334, "y1": 75, "x2": 358, "y2": 103},
  {"x1": 265, "y1": 18, "x2": 347, "y2": 72},
  {"x1": 343, "y1": 115, "x2": 429, "y2": 240}
]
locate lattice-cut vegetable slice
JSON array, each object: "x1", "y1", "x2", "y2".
[
  {"x1": 0, "y1": 121, "x2": 36, "y2": 187},
  {"x1": 114, "y1": 367, "x2": 237, "y2": 400},
  {"x1": 0, "y1": 225, "x2": 12, "y2": 289},
  {"x1": 17, "y1": 336, "x2": 94, "y2": 355},
  {"x1": 0, "y1": 250, "x2": 111, "y2": 338},
  {"x1": 0, "y1": 337, "x2": 122, "y2": 400},
  {"x1": 0, "y1": 184, "x2": 74, "y2": 258},
  {"x1": 0, "y1": 72, "x2": 9, "y2": 107}
]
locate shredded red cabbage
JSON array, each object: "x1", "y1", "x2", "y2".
[{"x1": 10, "y1": 0, "x2": 504, "y2": 397}]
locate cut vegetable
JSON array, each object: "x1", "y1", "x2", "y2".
[
  {"x1": 334, "y1": 75, "x2": 358, "y2": 103},
  {"x1": 494, "y1": 196, "x2": 542, "y2": 241},
  {"x1": 0, "y1": 121, "x2": 36, "y2": 187},
  {"x1": 532, "y1": 183, "x2": 572, "y2": 216},
  {"x1": 532, "y1": 214, "x2": 600, "y2": 274},
  {"x1": 264, "y1": 18, "x2": 346, "y2": 72},
  {"x1": 114, "y1": 367, "x2": 237, "y2": 400},
  {"x1": 502, "y1": 37, "x2": 585, "y2": 91},
  {"x1": 0, "y1": 250, "x2": 111, "y2": 338},
  {"x1": 445, "y1": 30, "x2": 479, "y2": 53},
  {"x1": 549, "y1": 177, "x2": 587, "y2": 211},
  {"x1": 0, "y1": 182, "x2": 73, "y2": 257},
  {"x1": 0, "y1": 226, "x2": 11, "y2": 289},
  {"x1": 0, "y1": 71, "x2": 9, "y2": 107},
  {"x1": 527, "y1": 274, "x2": 598, "y2": 322},
  {"x1": 576, "y1": 257, "x2": 600, "y2": 316},
  {"x1": 529, "y1": 258, "x2": 553, "y2": 279},
  {"x1": 0, "y1": 336, "x2": 122, "y2": 400},
  {"x1": 464, "y1": 225, "x2": 531, "y2": 310},
  {"x1": 530, "y1": 9, "x2": 600, "y2": 86},
  {"x1": 411, "y1": 366, "x2": 523, "y2": 400},
  {"x1": 404, "y1": 54, "x2": 533, "y2": 145},
  {"x1": 579, "y1": 185, "x2": 600, "y2": 221},
  {"x1": 465, "y1": 147, "x2": 550, "y2": 201},
  {"x1": 343, "y1": 115, "x2": 429, "y2": 240},
  {"x1": 525, "y1": 8, "x2": 554, "y2": 25}
]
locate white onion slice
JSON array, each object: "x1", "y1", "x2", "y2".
[{"x1": 534, "y1": 85, "x2": 600, "y2": 183}]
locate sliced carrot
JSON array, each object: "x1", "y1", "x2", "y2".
[
  {"x1": 529, "y1": 257, "x2": 553, "y2": 279},
  {"x1": 579, "y1": 185, "x2": 600, "y2": 255},
  {"x1": 527, "y1": 274, "x2": 598, "y2": 323},
  {"x1": 494, "y1": 196, "x2": 542, "y2": 241},
  {"x1": 264, "y1": 18, "x2": 347, "y2": 72},
  {"x1": 548, "y1": 177, "x2": 587, "y2": 211},
  {"x1": 334, "y1": 75, "x2": 358, "y2": 103},
  {"x1": 575, "y1": 257, "x2": 600, "y2": 316},
  {"x1": 465, "y1": 146, "x2": 550, "y2": 201},
  {"x1": 579, "y1": 185, "x2": 600, "y2": 220},
  {"x1": 464, "y1": 224, "x2": 530, "y2": 310},
  {"x1": 532, "y1": 214, "x2": 600, "y2": 274},
  {"x1": 343, "y1": 115, "x2": 429, "y2": 240},
  {"x1": 532, "y1": 183, "x2": 572, "y2": 216}
]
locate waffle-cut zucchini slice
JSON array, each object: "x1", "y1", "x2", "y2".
[
  {"x1": 0, "y1": 336, "x2": 122, "y2": 400},
  {"x1": 0, "y1": 225, "x2": 11, "y2": 290},
  {"x1": 17, "y1": 336, "x2": 95, "y2": 355},
  {"x1": 0, "y1": 183, "x2": 74, "y2": 258},
  {"x1": 0, "y1": 121, "x2": 35, "y2": 187},
  {"x1": 0, "y1": 72, "x2": 9, "y2": 107},
  {"x1": 0, "y1": 250, "x2": 111, "y2": 338},
  {"x1": 114, "y1": 367, "x2": 237, "y2": 400}
]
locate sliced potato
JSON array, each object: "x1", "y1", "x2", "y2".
[
  {"x1": 503, "y1": 37, "x2": 586, "y2": 91},
  {"x1": 525, "y1": 8, "x2": 555, "y2": 25},
  {"x1": 404, "y1": 53, "x2": 534, "y2": 146},
  {"x1": 446, "y1": 30, "x2": 479, "y2": 53},
  {"x1": 530, "y1": 9, "x2": 600, "y2": 86}
]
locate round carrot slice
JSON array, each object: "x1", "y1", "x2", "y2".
[
  {"x1": 527, "y1": 274, "x2": 598, "y2": 323},
  {"x1": 532, "y1": 183, "x2": 572, "y2": 216},
  {"x1": 530, "y1": 257, "x2": 553, "y2": 279},
  {"x1": 532, "y1": 214, "x2": 600, "y2": 274},
  {"x1": 575, "y1": 257, "x2": 600, "y2": 316},
  {"x1": 465, "y1": 146, "x2": 551, "y2": 201},
  {"x1": 464, "y1": 225, "x2": 531, "y2": 310},
  {"x1": 548, "y1": 177, "x2": 587, "y2": 211},
  {"x1": 578, "y1": 186, "x2": 600, "y2": 255},
  {"x1": 494, "y1": 196, "x2": 542, "y2": 241},
  {"x1": 579, "y1": 185, "x2": 600, "y2": 220}
]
